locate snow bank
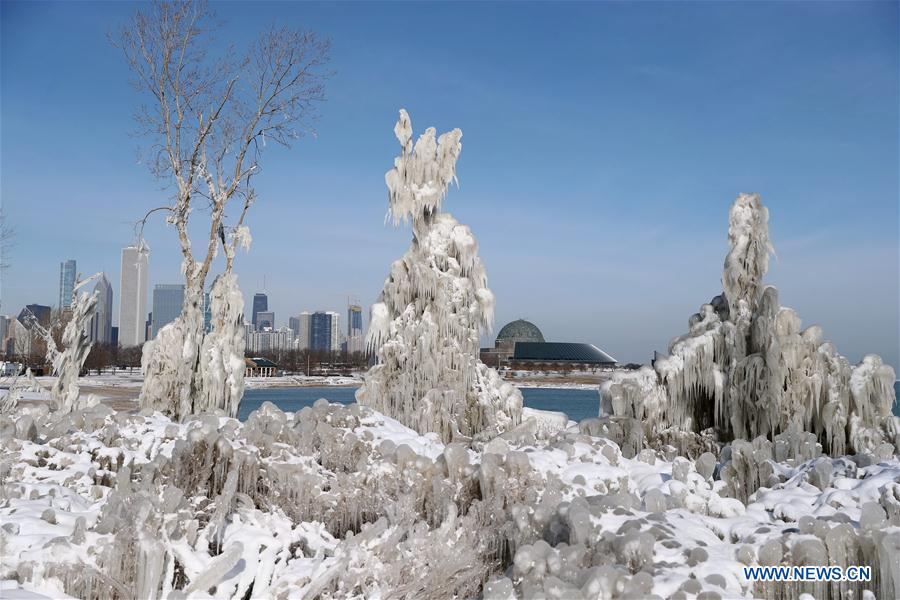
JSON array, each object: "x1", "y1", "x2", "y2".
[{"x1": 2, "y1": 399, "x2": 898, "y2": 599}]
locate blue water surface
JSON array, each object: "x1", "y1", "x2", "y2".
[
  {"x1": 240, "y1": 386, "x2": 600, "y2": 423},
  {"x1": 240, "y1": 381, "x2": 900, "y2": 423}
]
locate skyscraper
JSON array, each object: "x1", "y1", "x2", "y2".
[
  {"x1": 309, "y1": 311, "x2": 332, "y2": 351},
  {"x1": 251, "y1": 293, "x2": 268, "y2": 328},
  {"x1": 256, "y1": 310, "x2": 275, "y2": 330},
  {"x1": 151, "y1": 284, "x2": 185, "y2": 339},
  {"x1": 347, "y1": 303, "x2": 364, "y2": 354},
  {"x1": 294, "y1": 311, "x2": 310, "y2": 350},
  {"x1": 329, "y1": 311, "x2": 342, "y2": 353},
  {"x1": 19, "y1": 304, "x2": 51, "y2": 328},
  {"x1": 118, "y1": 242, "x2": 149, "y2": 346},
  {"x1": 90, "y1": 273, "x2": 113, "y2": 344},
  {"x1": 58, "y1": 259, "x2": 76, "y2": 309}
]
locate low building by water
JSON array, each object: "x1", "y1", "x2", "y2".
[{"x1": 480, "y1": 319, "x2": 616, "y2": 370}]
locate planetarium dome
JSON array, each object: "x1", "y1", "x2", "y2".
[{"x1": 496, "y1": 319, "x2": 545, "y2": 344}]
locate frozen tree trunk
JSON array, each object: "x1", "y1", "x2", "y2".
[
  {"x1": 196, "y1": 272, "x2": 246, "y2": 418},
  {"x1": 357, "y1": 109, "x2": 522, "y2": 443},
  {"x1": 601, "y1": 193, "x2": 898, "y2": 457},
  {"x1": 140, "y1": 283, "x2": 206, "y2": 421},
  {"x1": 141, "y1": 264, "x2": 248, "y2": 420}
]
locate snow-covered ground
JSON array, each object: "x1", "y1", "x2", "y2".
[
  {"x1": 9, "y1": 370, "x2": 609, "y2": 396},
  {"x1": 2, "y1": 399, "x2": 898, "y2": 599},
  {"x1": 244, "y1": 374, "x2": 363, "y2": 389}
]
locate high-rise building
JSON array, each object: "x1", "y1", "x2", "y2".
[
  {"x1": 347, "y1": 303, "x2": 364, "y2": 354},
  {"x1": 246, "y1": 326, "x2": 294, "y2": 354},
  {"x1": 0, "y1": 316, "x2": 10, "y2": 355},
  {"x1": 58, "y1": 259, "x2": 76, "y2": 309},
  {"x1": 5, "y1": 318, "x2": 29, "y2": 357},
  {"x1": 151, "y1": 284, "x2": 185, "y2": 338},
  {"x1": 329, "y1": 311, "x2": 342, "y2": 353},
  {"x1": 256, "y1": 310, "x2": 275, "y2": 331},
  {"x1": 89, "y1": 273, "x2": 114, "y2": 344},
  {"x1": 309, "y1": 311, "x2": 332, "y2": 351},
  {"x1": 19, "y1": 304, "x2": 51, "y2": 328},
  {"x1": 251, "y1": 293, "x2": 268, "y2": 328},
  {"x1": 118, "y1": 242, "x2": 149, "y2": 346},
  {"x1": 14, "y1": 304, "x2": 51, "y2": 358},
  {"x1": 294, "y1": 311, "x2": 310, "y2": 350}
]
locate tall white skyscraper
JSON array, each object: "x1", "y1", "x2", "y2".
[
  {"x1": 118, "y1": 242, "x2": 149, "y2": 347},
  {"x1": 90, "y1": 273, "x2": 113, "y2": 344},
  {"x1": 59, "y1": 259, "x2": 76, "y2": 309},
  {"x1": 328, "y1": 310, "x2": 341, "y2": 353}
]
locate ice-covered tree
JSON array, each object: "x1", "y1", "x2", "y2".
[
  {"x1": 115, "y1": 1, "x2": 330, "y2": 419},
  {"x1": 602, "y1": 193, "x2": 898, "y2": 457},
  {"x1": 356, "y1": 109, "x2": 523, "y2": 443},
  {"x1": 27, "y1": 274, "x2": 100, "y2": 411}
]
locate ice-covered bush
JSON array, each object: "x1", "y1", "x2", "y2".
[
  {"x1": 357, "y1": 109, "x2": 523, "y2": 443},
  {"x1": 602, "y1": 194, "x2": 898, "y2": 458}
]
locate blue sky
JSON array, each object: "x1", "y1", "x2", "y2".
[{"x1": 2, "y1": 1, "x2": 898, "y2": 367}]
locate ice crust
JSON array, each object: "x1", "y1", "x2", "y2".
[
  {"x1": 356, "y1": 110, "x2": 523, "y2": 443},
  {"x1": 600, "y1": 194, "x2": 898, "y2": 465},
  {"x1": 2, "y1": 400, "x2": 898, "y2": 599}
]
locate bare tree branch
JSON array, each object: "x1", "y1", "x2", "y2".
[{"x1": 113, "y1": 1, "x2": 331, "y2": 292}]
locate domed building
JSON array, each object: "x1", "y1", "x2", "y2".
[
  {"x1": 481, "y1": 319, "x2": 616, "y2": 369},
  {"x1": 497, "y1": 319, "x2": 545, "y2": 345}
]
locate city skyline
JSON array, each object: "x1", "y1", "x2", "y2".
[{"x1": 1, "y1": 2, "x2": 897, "y2": 367}]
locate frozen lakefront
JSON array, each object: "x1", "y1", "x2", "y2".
[{"x1": 2, "y1": 398, "x2": 900, "y2": 599}]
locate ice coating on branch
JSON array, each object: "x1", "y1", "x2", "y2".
[
  {"x1": 601, "y1": 193, "x2": 898, "y2": 460},
  {"x1": 28, "y1": 274, "x2": 101, "y2": 412},
  {"x1": 357, "y1": 109, "x2": 522, "y2": 442}
]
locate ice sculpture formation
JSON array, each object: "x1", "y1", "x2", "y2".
[
  {"x1": 356, "y1": 109, "x2": 523, "y2": 443},
  {"x1": 602, "y1": 193, "x2": 898, "y2": 458}
]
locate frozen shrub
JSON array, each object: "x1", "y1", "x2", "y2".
[
  {"x1": 600, "y1": 194, "x2": 898, "y2": 459},
  {"x1": 357, "y1": 109, "x2": 522, "y2": 443}
]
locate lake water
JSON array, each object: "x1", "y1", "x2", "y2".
[
  {"x1": 241, "y1": 381, "x2": 900, "y2": 422},
  {"x1": 239, "y1": 386, "x2": 601, "y2": 422}
]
